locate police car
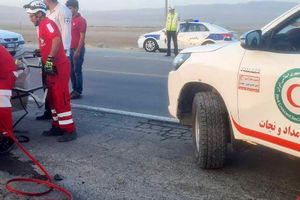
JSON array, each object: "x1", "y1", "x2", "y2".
[
  {"x1": 138, "y1": 20, "x2": 238, "y2": 52},
  {"x1": 0, "y1": 30, "x2": 25, "y2": 57},
  {"x1": 168, "y1": 5, "x2": 300, "y2": 169}
]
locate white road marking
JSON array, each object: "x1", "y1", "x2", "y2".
[
  {"x1": 28, "y1": 98, "x2": 178, "y2": 123},
  {"x1": 71, "y1": 103, "x2": 179, "y2": 123},
  {"x1": 101, "y1": 55, "x2": 172, "y2": 62},
  {"x1": 83, "y1": 68, "x2": 168, "y2": 78}
]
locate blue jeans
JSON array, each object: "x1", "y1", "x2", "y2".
[{"x1": 70, "y1": 47, "x2": 85, "y2": 94}]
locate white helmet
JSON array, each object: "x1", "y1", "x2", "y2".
[{"x1": 24, "y1": 0, "x2": 47, "y2": 14}]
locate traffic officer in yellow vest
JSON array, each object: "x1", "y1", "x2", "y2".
[{"x1": 165, "y1": 6, "x2": 179, "y2": 56}]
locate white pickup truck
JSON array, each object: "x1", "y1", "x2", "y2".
[{"x1": 168, "y1": 4, "x2": 300, "y2": 169}]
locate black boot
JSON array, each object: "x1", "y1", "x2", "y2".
[
  {"x1": 42, "y1": 127, "x2": 63, "y2": 136},
  {"x1": 70, "y1": 91, "x2": 82, "y2": 99},
  {"x1": 0, "y1": 136, "x2": 14, "y2": 153},
  {"x1": 57, "y1": 131, "x2": 77, "y2": 142},
  {"x1": 36, "y1": 111, "x2": 52, "y2": 120}
]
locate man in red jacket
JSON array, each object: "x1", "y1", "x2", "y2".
[
  {"x1": 0, "y1": 44, "x2": 18, "y2": 152},
  {"x1": 24, "y1": 0, "x2": 77, "y2": 142},
  {"x1": 66, "y1": 0, "x2": 87, "y2": 99}
]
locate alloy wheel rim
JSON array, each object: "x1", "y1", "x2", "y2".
[{"x1": 146, "y1": 41, "x2": 155, "y2": 51}]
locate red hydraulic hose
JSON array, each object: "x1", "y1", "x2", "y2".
[{"x1": 5, "y1": 135, "x2": 73, "y2": 200}]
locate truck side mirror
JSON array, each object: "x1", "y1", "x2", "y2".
[{"x1": 240, "y1": 30, "x2": 262, "y2": 50}]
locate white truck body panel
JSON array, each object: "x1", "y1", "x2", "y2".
[{"x1": 168, "y1": 5, "x2": 300, "y2": 158}]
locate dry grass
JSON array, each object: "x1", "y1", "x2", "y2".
[
  {"x1": 0, "y1": 25, "x2": 248, "y2": 50},
  {"x1": 0, "y1": 25, "x2": 159, "y2": 49}
]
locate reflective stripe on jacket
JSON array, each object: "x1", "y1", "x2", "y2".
[{"x1": 166, "y1": 13, "x2": 178, "y2": 31}]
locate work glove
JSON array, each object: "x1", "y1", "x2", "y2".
[
  {"x1": 44, "y1": 56, "x2": 56, "y2": 75},
  {"x1": 33, "y1": 49, "x2": 41, "y2": 57}
]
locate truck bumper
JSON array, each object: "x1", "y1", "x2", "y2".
[
  {"x1": 168, "y1": 70, "x2": 183, "y2": 118},
  {"x1": 137, "y1": 37, "x2": 144, "y2": 49}
]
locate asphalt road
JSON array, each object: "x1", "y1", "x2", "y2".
[
  {"x1": 27, "y1": 47, "x2": 175, "y2": 117},
  {"x1": 4, "y1": 47, "x2": 300, "y2": 200},
  {"x1": 1, "y1": 104, "x2": 299, "y2": 200}
]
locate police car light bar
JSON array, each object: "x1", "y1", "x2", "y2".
[{"x1": 184, "y1": 19, "x2": 200, "y2": 23}]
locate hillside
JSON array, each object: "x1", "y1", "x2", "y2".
[{"x1": 0, "y1": 1, "x2": 298, "y2": 32}]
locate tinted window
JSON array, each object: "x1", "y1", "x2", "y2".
[
  {"x1": 264, "y1": 13, "x2": 300, "y2": 52},
  {"x1": 187, "y1": 24, "x2": 209, "y2": 32},
  {"x1": 210, "y1": 24, "x2": 229, "y2": 32},
  {"x1": 179, "y1": 24, "x2": 188, "y2": 32}
]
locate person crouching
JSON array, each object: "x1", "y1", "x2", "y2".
[{"x1": 0, "y1": 45, "x2": 18, "y2": 152}]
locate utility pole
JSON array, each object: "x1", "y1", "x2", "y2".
[{"x1": 165, "y1": 0, "x2": 168, "y2": 24}]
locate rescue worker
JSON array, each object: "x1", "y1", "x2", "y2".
[
  {"x1": 36, "y1": 0, "x2": 72, "y2": 120},
  {"x1": 165, "y1": 6, "x2": 179, "y2": 57},
  {"x1": 66, "y1": 0, "x2": 87, "y2": 99},
  {"x1": 0, "y1": 45, "x2": 17, "y2": 153},
  {"x1": 24, "y1": 0, "x2": 77, "y2": 142}
]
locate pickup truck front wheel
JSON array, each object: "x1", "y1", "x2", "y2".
[{"x1": 192, "y1": 92, "x2": 228, "y2": 169}]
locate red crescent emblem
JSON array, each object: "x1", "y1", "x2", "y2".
[{"x1": 287, "y1": 84, "x2": 300, "y2": 108}]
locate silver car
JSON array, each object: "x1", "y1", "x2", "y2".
[{"x1": 0, "y1": 30, "x2": 25, "y2": 57}]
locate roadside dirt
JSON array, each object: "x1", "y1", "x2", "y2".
[
  {"x1": 1, "y1": 25, "x2": 159, "y2": 50},
  {"x1": 1, "y1": 25, "x2": 248, "y2": 50}
]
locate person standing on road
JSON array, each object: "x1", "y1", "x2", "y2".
[
  {"x1": 36, "y1": 0, "x2": 72, "y2": 120},
  {"x1": 66, "y1": 0, "x2": 87, "y2": 99},
  {"x1": 0, "y1": 45, "x2": 18, "y2": 152},
  {"x1": 165, "y1": 6, "x2": 179, "y2": 57},
  {"x1": 44, "y1": 0, "x2": 72, "y2": 56},
  {"x1": 24, "y1": 0, "x2": 77, "y2": 142}
]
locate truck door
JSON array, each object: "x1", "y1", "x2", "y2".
[
  {"x1": 177, "y1": 23, "x2": 189, "y2": 49},
  {"x1": 184, "y1": 23, "x2": 210, "y2": 48},
  {"x1": 237, "y1": 14, "x2": 300, "y2": 157}
]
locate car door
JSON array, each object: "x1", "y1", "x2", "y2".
[
  {"x1": 183, "y1": 23, "x2": 210, "y2": 48},
  {"x1": 159, "y1": 28, "x2": 168, "y2": 49},
  {"x1": 237, "y1": 13, "x2": 300, "y2": 156},
  {"x1": 177, "y1": 23, "x2": 189, "y2": 49}
]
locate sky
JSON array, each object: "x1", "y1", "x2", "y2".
[{"x1": 0, "y1": 0, "x2": 292, "y2": 11}]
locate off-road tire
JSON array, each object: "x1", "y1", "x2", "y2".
[
  {"x1": 192, "y1": 92, "x2": 228, "y2": 169},
  {"x1": 143, "y1": 39, "x2": 158, "y2": 52}
]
